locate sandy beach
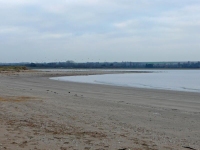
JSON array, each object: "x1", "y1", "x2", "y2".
[{"x1": 0, "y1": 70, "x2": 200, "y2": 150}]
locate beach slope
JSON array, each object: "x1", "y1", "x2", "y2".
[{"x1": 0, "y1": 71, "x2": 200, "y2": 150}]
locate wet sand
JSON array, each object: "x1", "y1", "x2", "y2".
[{"x1": 0, "y1": 70, "x2": 200, "y2": 150}]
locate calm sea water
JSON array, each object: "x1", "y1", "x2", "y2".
[{"x1": 50, "y1": 70, "x2": 200, "y2": 93}]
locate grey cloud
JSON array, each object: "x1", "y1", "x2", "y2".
[{"x1": 0, "y1": 0, "x2": 200, "y2": 62}]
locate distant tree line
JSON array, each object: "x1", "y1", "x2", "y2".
[
  {"x1": 1, "y1": 61, "x2": 200, "y2": 69},
  {"x1": 24, "y1": 61, "x2": 200, "y2": 69}
]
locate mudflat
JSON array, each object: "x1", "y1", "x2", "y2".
[{"x1": 0, "y1": 70, "x2": 200, "y2": 150}]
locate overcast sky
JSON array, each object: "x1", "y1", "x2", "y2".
[{"x1": 0, "y1": 0, "x2": 200, "y2": 63}]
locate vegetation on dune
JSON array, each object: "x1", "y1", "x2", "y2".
[{"x1": 0, "y1": 66, "x2": 28, "y2": 72}]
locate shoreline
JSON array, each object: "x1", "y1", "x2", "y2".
[
  {"x1": 49, "y1": 70, "x2": 200, "y2": 94},
  {"x1": 0, "y1": 70, "x2": 200, "y2": 149}
]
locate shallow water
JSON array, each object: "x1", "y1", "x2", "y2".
[{"x1": 50, "y1": 70, "x2": 200, "y2": 93}]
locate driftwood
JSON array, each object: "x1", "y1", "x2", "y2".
[{"x1": 183, "y1": 146, "x2": 197, "y2": 150}]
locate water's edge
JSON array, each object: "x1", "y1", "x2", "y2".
[{"x1": 50, "y1": 70, "x2": 200, "y2": 93}]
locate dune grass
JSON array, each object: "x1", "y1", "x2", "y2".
[{"x1": 0, "y1": 66, "x2": 28, "y2": 72}]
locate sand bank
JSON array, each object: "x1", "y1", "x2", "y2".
[{"x1": 0, "y1": 70, "x2": 200, "y2": 150}]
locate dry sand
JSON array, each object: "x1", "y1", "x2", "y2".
[{"x1": 0, "y1": 70, "x2": 200, "y2": 150}]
